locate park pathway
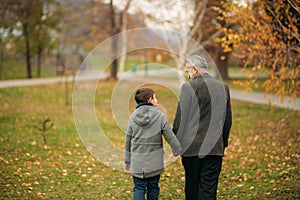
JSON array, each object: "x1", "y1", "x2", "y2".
[{"x1": 0, "y1": 70, "x2": 299, "y2": 110}]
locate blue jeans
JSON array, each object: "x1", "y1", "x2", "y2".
[{"x1": 133, "y1": 175, "x2": 160, "y2": 200}]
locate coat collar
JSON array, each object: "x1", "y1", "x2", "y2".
[
  {"x1": 193, "y1": 72, "x2": 211, "y2": 79},
  {"x1": 136, "y1": 102, "x2": 153, "y2": 109}
]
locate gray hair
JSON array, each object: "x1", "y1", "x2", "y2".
[{"x1": 186, "y1": 55, "x2": 208, "y2": 69}]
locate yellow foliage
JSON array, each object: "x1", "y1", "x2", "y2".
[{"x1": 217, "y1": 0, "x2": 300, "y2": 102}]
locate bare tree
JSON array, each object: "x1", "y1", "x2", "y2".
[
  {"x1": 131, "y1": 0, "x2": 232, "y2": 81},
  {"x1": 118, "y1": 0, "x2": 132, "y2": 75},
  {"x1": 144, "y1": 0, "x2": 209, "y2": 85},
  {"x1": 193, "y1": 1, "x2": 232, "y2": 79},
  {"x1": 108, "y1": 0, "x2": 132, "y2": 79}
]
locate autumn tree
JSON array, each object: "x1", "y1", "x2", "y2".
[
  {"x1": 192, "y1": 0, "x2": 233, "y2": 79},
  {"x1": 31, "y1": 0, "x2": 61, "y2": 77},
  {"x1": 57, "y1": 0, "x2": 134, "y2": 77},
  {"x1": 3, "y1": 0, "x2": 61, "y2": 78},
  {"x1": 11, "y1": 0, "x2": 43, "y2": 78},
  {"x1": 13, "y1": 0, "x2": 41, "y2": 78},
  {"x1": 0, "y1": 0, "x2": 17, "y2": 79},
  {"x1": 218, "y1": 0, "x2": 300, "y2": 101}
]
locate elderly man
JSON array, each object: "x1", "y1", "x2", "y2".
[{"x1": 173, "y1": 55, "x2": 232, "y2": 200}]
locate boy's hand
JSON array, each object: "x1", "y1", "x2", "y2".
[{"x1": 124, "y1": 164, "x2": 130, "y2": 172}]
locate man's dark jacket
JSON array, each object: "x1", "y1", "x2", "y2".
[{"x1": 173, "y1": 73, "x2": 232, "y2": 157}]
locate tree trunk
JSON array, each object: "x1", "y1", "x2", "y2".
[
  {"x1": 110, "y1": 0, "x2": 118, "y2": 80},
  {"x1": 0, "y1": 43, "x2": 3, "y2": 79},
  {"x1": 65, "y1": 74, "x2": 69, "y2": 106},
  {"x1": 111, "y1": 37, "x2": 118, "y2": 79},
  {"x1": 37, "y1": 45, "x2": 42, "y2": 77},
  {"x1": 118, "y1": 11, "x2": 127, "y2": 75},
  {"x1": 23, "y1": 24, "x2": 32, "y2": 79},
  {"x1": 56, "y1": 51, "x2": 60, "y2": 75},
  {"x1": 42, "y1": 133, "x2": 47, "y2": 145},
  {"x1": 118, "y1": 1, "x2": 132, "y2": 75},
  {"x1": 174, "y1": 56, "x2": 186, "y2": 86},
  {"x1": 215, "y1": 47, "x2": 229, "y2": 80},
  {"x1": 111, "y1": 60, "x2": 118, "y2": 78}
]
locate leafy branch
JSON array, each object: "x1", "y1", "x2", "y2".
[{"x1": 33, "y1": 117, "x2": 54, "y2": 146}]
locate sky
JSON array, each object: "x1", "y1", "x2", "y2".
[
  {"x1": 104, "y1": 0, "x2": 249, "y2": 31},
  {"x1": 105, "y1": 0, "x2": 195, "y2": 30}
]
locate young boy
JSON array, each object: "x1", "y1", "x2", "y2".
[{"x1": 124, "y1": 88, "x2": 182, "y2": 200}]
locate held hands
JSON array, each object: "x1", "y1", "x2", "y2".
[
  {"x1": 172, "y1": 148, "x2": 182, "y2": 157},
  {"x1": 124, "y1": 164, "x2": 130, "y2": 172}
]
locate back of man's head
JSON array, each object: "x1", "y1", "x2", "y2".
[{"x1": 187, "y1": 55, "x2": 208, "y2": 70}]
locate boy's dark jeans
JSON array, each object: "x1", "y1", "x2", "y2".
[{"x1": 133, "y1": 175, "x2": 160, "y2": 200}]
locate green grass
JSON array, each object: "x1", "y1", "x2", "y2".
[
  {"x1": 0, "y1": 54, "x2": 268, "y2": 92},
  {"x1": 89, "y1": 55, "x2": 177, "y2": 73},
  {"x1": 228, "y1": 65, "x2": 242, "y2": 74},
  {"x1": 0, "y1": 81, "x2": 299, "y2": 199},
  {"x1": 0, "y1": 56, "x2": 56, "y2": 80}
]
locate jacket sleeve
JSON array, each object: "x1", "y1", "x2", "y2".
[
  {"x1": 172, "y1": 102, "x2": 181, "y2": 135},
  {"x1": 223, "y1": 85, "x2": 232, "y2": 148},
  {"x1": 124, "y1": 122, "x2": 133, "y2": 165},
  {"x1": 172, "y1": 83, "x2": 193, "y2": 135},
  {"x1": 162, "y1": 116, "x2": 182, "y2": 156}
]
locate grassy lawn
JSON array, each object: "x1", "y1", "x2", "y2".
[
  {"x1": 0, "y1": 81, "x2": 299, "y2": 199},
  {"x1": 0, "y1": 55, "x2": 261, "y2": 94},
  {"x1": 0, "y1": 57, "x2": 56, "y2": 80},
  {"x1": 89, "y1": 55, "x2": 177, "y2": 73}
]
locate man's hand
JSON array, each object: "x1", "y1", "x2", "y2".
[{"x1": 124, "y1": 164, "x2": 130, "y2": 172}]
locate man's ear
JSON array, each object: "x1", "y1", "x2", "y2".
[{"x1": 192, "y1": 66, "x2": 198, "y2": 73}]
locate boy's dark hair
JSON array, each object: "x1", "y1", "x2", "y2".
[{"x1": 135, "y1": 88, "x2": 155, "y2": 104}]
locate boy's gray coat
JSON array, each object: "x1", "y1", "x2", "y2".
[{"x1": 124, "y1": 105, "x2": 181, "y2": 178}]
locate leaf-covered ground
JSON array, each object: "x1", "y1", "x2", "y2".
[{"x1": 0, "y1": 81, "x2": 299, "y2": 199}]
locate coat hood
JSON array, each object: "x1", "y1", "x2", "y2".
[{"x1": 132, "y1": 105, "x2": 155, "y2": 126}]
